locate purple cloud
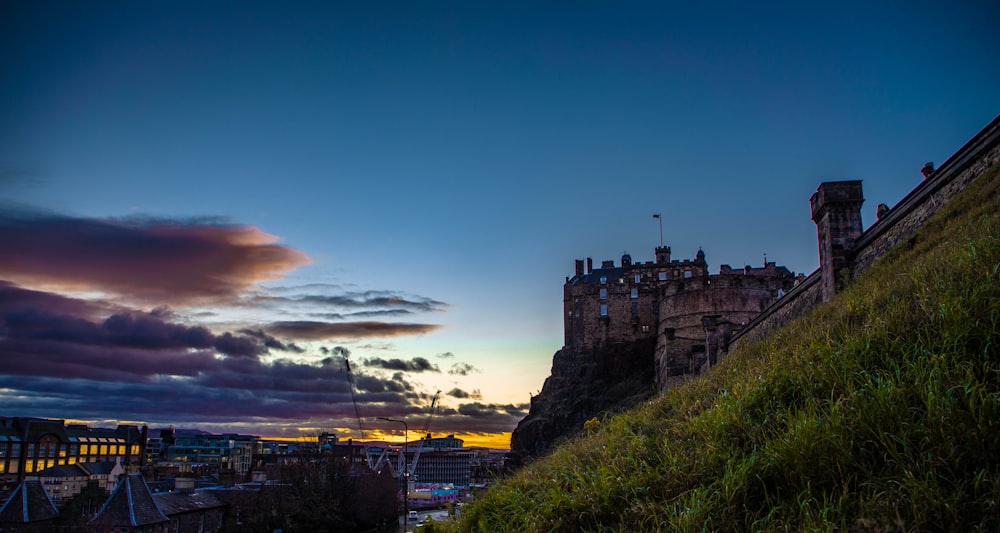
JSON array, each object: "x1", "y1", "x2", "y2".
[{"x1": 0, "y1": 209, "x2": 309, "y2": 305}]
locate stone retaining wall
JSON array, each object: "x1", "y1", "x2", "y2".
[{"x1": 729, "y1": 114, "x2": 1000, "y2": 355}]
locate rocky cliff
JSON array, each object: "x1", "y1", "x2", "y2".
[{"x1": 509, "y1": 338, "x2": 656, "y2": 464}]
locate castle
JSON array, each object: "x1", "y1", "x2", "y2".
[
  {"x1": 563, "y1": 114, "x2": 1000, "y2": 393},
  {"x1": 512, "y1": 114, "x2": 999, "y2": 461},
  {"x1": 564, "y1": 247, "x2": 798, "y2": 389}
]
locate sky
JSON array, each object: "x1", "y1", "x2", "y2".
[{"x1": 1, "y1": 1, "x2": 997, "y2": 449}]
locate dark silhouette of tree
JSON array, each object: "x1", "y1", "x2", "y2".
[{"x1": 222, "y1": 448, "x2": 396, "y2": 533}]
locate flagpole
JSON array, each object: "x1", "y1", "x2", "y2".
[{"x1": 653, "y1": 214, "x2": 662, "y2": 246}]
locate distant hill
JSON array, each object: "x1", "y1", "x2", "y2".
[{"x1": 443, "y1": 160, "x2": 1000, "y2": 531}]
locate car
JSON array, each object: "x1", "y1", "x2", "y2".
[{"x1": 408, "y1": 511, "x2": 419, "y2": 521}]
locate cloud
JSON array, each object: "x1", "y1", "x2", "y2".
[
  {"x1": 0, "y1": 209, "x2": 309, "y2": 305},
  {"x1": 0, "y1": 168, "x2": 47, "y2": 189},
  {"x1": 0, "y1": 285, "x2": 440, "y2": 429},
  {"x1": 446, "y1": 388, "x2": 483, "y2": 400},
  {"x1": 265, "y1": 321, "x2": 442, "y2": 340},
  {"x1": 270, "y1": 291, "x2": 447, "y2": 311},
  {"x1": 238, "y1": 328, "x2": 305, "y2": 353},
  {"x1": 362, "y1": 357, "x2": 440, "y2": 373},
  {"x1": 247, "y1": 287, "x2": 449, "y2": 322},
  {"x1": 0, "y1": 212, "x2": 513, "y2": 439},
  {"x1": 448, "y1": 362, "x2": 481, "y2": 376},
  {"x1": 457, "y1": 402, "x2": 526, "y2": 418},
  {"x1": 0, "y1": 283, "x2": 305, "y2": 372}
]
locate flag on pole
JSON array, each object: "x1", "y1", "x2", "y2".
[{"x1": 652, "y1": 213, "x2": 661, "y2": 219}]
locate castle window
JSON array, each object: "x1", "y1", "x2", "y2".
[
  {"x1": 599, "y1": 288, "x2": 607, "y2": 300},
  {"x1": 684, "y1": 270, "x2": 692, "y2": 278},
  {"x1": 600, "y1": 304, "x2": 608, "y2": 317},
  {"x1": 599, "y1": 275, "x2": 607, "y2": 284},
  {"x1": 634, "y1": 274, "x2": 641, "y2": 283},
  {"x1": 658, "y1": 271, "x2": 666, "y2": 281},
  {"x1": 630, "y1": 288, "x2": 638, "y2": 299},
  {"x1": 631, "y1": 302, "x2": 638, "y2": 316},
  {"x1": 641, "y1": 325, "x2": 650, "y2": 332}
]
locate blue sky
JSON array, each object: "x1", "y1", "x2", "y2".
[{"x1": 1, "y1": 1, "x2": 997, "y2": 446}]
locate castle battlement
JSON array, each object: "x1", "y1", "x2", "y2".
[{"x1": 563, "y1": 248, "x2": 795, "y2": 368}]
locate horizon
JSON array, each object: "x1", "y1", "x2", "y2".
[{"x1": 1, "y1": 1, "x2": 998, "y2": 449}]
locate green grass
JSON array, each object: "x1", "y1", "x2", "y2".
[{"x1": 442, "y1": 161, "x2": 1000, "y2": 532}]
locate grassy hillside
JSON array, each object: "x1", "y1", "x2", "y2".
[{"x1": 443, "y1": 161, "x2": 1000, "y2": 532}]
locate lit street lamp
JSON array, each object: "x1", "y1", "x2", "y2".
[{"x1": 378, "y1": 417, "x2": 409, "y2": 531}]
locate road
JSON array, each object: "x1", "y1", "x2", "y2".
[{"x1": 399, "y1": 508, "x2": 451, "y2": 532}]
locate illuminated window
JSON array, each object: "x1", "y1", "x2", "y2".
[
  {"x1": 100, "y1": 445, "x2": 108, "y2": 455},
  {"x1": 80, "y1": 445, "x2": 89, "y2": 455}
]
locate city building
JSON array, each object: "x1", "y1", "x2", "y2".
[
  {"x1": 89, "y1": 473, "x2": 169, "y2": 533},
  {"x1": 0, "y1": 479, "x2": 59, "y2": 529},
  {"x1": 0, "y1": 417, "x2": 147, "y2": 488},
  {"x1": 160, "y1": 431, "x2": 260, "y2": 477},
  {"x1": 34, "y1": 460, "x2": 124, "y2": 508}
]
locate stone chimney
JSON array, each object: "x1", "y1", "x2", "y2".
[
  {"x1": 811, "y1": 181, "x2": 864, "y2": 302},
  {"x1": 921, "y1": 162, "x2": 935, "y2": 179}
]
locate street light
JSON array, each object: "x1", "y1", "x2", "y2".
[{"x1": 378, "y1": 417, "x2": 409, "y2": 531}]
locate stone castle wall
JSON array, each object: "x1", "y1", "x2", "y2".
[
  {"x1": 853, "y1": 121, "x2": 1000, "y2": 274},
  {"x1": 730, "y1": 114, "x2": 1000, "y2": 354},
  {"x1": 655, "y1": 270, "x2": 793, "y2": 386},
  {"x1": 562, "y1": 249, "x2": 706, "y2": 350}
]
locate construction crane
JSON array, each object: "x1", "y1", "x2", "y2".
[
  {"x1": 421, "y1": 391, "x2": 441, "y2": 436},
  {"x1": 407, "y1": 390, "x2": 441, "y2": 477},
  {"x1": 338, "y1": 346, "x2": 398, "y2": 473},
  {"x1": 335, "y1": 346, "x2": 367, "y2": 440}
]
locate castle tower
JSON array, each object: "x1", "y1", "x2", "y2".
[
  {"x1": 655, "y1": 246, "x2": 671, "y2": 264},
  {"x1": 810, "y1": 180, "x2": 864, "y2": 302}
]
